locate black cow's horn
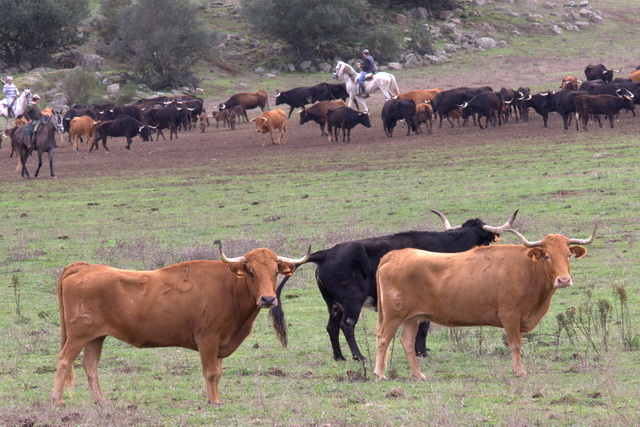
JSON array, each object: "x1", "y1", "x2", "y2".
[
  {"x1": 482, "y1": 210, "x2": 519, "y2": 234},
  {"x1": 430, "y1": 209, "x2": 458, "y2": 230},
  {"x1": 216, "y1": 240, "x2": 246, "y2": 263}
]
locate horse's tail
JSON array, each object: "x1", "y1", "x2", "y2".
[{"x1": 390, "y1": 75, "x2": 401, "y2": 97}]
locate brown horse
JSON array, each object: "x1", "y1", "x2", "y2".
[{"x1": 11, "y1": 112, "x2": 64, "y2": 178}]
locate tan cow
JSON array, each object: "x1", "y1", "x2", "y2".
[
  {"x1": 52, "y1": 242, "x2": 310, "y2": 407},
  {"x1": 394, "y1": 88, "x2": 444, "y2": 104},
  {"x1": 630, "y1": 69, "x2": 640, "y2": 83},
  {"x1": 415, "y1": 101, "x2": 434, "y2": 135},
  {"x1": 374, "y1": 221, "x2": 597, "y2": 380},
  {"x1": 250, "y1": 108, "x2": 287, "y2": 147},
  {"x1": 69, "y1": 116, "x2": 99, "y2": 151}
]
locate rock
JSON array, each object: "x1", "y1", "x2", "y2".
[
  {"x1": 416, "y1": 7, "x2": 428, "y2": 19},
  {"x1": 319, "y1": 62, "x2": 332, "y2": 73},
  {"x1": 234, "y1": 82, "x2": 251, "y2": 91},
  {"x1": 396, "y1": 13, "x2": 407, "y2": 25},
  {"x1": 551, "y1": 25, "x2": 563, "y2": 35},
  {"x1": 451, "y1": 18, "x2": 461, "y2": 24},
  {"x1": 498, "y1": 40, "x2": 508, "y2": 48},
  {"x1": 565, "y1": 1, "x2": 578, "y2": 7},
  {"x1": 564, "y1": 23, "x2": 580, "y2": 31},
  {"x1": 254, "y1": 66, "x2": 266, "y2": 73},
  {"x1": 193, "y1": 88, "x2": 204, "y2": 95},
  {"x1": 264, "y1": 73, "x2": 277, "y2": 79},
  {"x1": 78, "y1": 54, "x2": 106, "y2": 71},
  {"x1": 579, "y1": 0, "x2": 589, "y2": 6},
  {"x1": 525, "y1": 13, "x2": 544, "y2": 22},
  {"x1": 48, "y1": 93, "x2": 69, "y2": 108},
  {"x1": 579, "y1": 8, "x2": 592, "y2": 17},
  {"x1": 404, "y1": 54, "x2": 421, "y2": 68},
  {"x1": 443, "y1": 43, "x2": 458, "y2": 53},
  {"x1": 438, "y1": 10, "x2": 454, "y2": 20},
  {"x1": 440, "y1": 22, "x2": 460, "y2": 35},
  {"x1": 590, "y1": 13, "x2": 604, "y2": 24},
  {"x1": 107, "y1": 83, "x2": 120, "y2": 95},
  {"x1": 387, "y1": 62, "x2": 403, "y2": 70},
  {"x1": 575, "y1": 21, "x2": 591, "y2": 29},
  {"x1": 476, "y1": 37, "x2": 497, "y2": 50},
  {"x1": 299, "y1": 60, "x2": 312, "y2": 71},
  {"x1": 286, "y1": 63, "x2": 296, "y2": 72}
]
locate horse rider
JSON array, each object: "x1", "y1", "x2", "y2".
[
  {"x1": 3, "y1": 76, "x2": 20, "y2": 118},
  {"x1": 23, "y1": 94, "x2": 42, "y2": 150},
  {"x1": 356, "y1": 49, "x2": 375, "y2": 96}
]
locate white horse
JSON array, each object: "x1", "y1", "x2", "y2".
[
  {"x1": 1, "y1": 89, "x2": 32, "y2": 130},
  {"x1": 332, "y1": 61, "x2": 400, "y2": 113}
]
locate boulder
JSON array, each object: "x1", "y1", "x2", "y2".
[
  {"x1": 78, "y1": 54, "x2": 106, "y2": 72},
  {"x1": 387, "y1": 62, "x2": 403, "y2": 70},
  {"x1": 476, "y1": 37, "x2": 497, "y2": 50}
]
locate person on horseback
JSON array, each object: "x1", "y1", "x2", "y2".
[
  {"x1": 3, "y1": 76, "x2": 20, "y2": 118},
  {"x1": 23, "y1": 94, "x2": 42, "y2": 150},
  {"x1": 356, "y1": 49, "x2": 375, "y2": 96}
]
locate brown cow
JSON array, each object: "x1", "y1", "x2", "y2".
[
  {"x1": 69, "y1": 116, "x2": 99, "y2": 151},
  {"x1": 219, "y1": 90, "x2": 269, "y2": 112},
  {"x1": 394, "y1": 88, "x2": 444, "y2": 104},
  {"x1": 560, "y1": 75, "x2": 580, "y2": 90},
  {"x1": 52, "y1": 242, "x2": 310, "y2": 407},
  {"x1": 250, "y1": 108, "x2": 287, "y2": 146},
  {"x1": 415, "y1": 101, "x2": 433, "y2": 135},
  {"x1": 374, "y1": 221, "x2": 597, "y2": 380},
  {"x1": 630, "y1": 69, "x2": 640, "y2": 83},
  {"x1": 298, "y1": 100, "x2": 347, "y2": 137}
]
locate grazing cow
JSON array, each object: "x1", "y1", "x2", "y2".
[
  {"x1": 270, "y1": 210, "x2": 518, "y2": 362},
  {"x1": 554, "y1": 89, "x2": 589, "y2": 131},
  {"x1": 381, "y1": 99, "x2": 418, "y2": 137},
  {"x1": 298, "y1": 100, "x2": 347, "y2": 137},
  {"x1": 574, "y1": 94, "x2": 635, "y2": 131},
  {"x1": 91, "y1": 116, "x2": 153, "y2": 152},
  {"x1": 432, "y1": 86, "x2": 493, "y2": 128},
  {"x1": 374, "y1": 221, "x2": 597, "y2": 380},
  {"x1": 219, "y1": 91, "x2": 269, "y2": 112},
  {"x1": 326, "y1": 106, "x2": 371, "y2": 143},
  {"x1": 69, "y1": 116, "x2": 99, "y2": 151},
  {"x1": 630, "y1": 70, "x2": 640, "y2": 83},
  {"x1": 250, "y1": 108, "x2": 287, "y2": 147},
  {"x1": 275, "y1": 84, "x2": 333, "y2": 118},
  {"x1": 560, "y1": 75, "x2": 580, "y2": 91},
  {"x1": 521, "y1": 91, "x2": 558, "y2": 128},
  {"x1": 51, "y1": 242, "x2": 310, "y2": 407},
  {"x1": 584, "y1": 64, "x2": 617, "y2": 83},
  {"x1": 415, "y1": 101, "x2": 434, "y2": 135},
  {"x1": 459, "y1": 91, "x2": 502, "y2": 129}
]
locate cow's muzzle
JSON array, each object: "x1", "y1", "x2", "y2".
[
  {"x1": 259, "y1": 295, "x2": 277, "y2": 308},
  {"x1": 554, "y1": 276, "x2": 572, "y2": 288}
]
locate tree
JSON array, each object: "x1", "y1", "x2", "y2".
[
  {"x1": 109, "y1": 0, "x2": 218, "y2": 89},
  {"x1": 241, "y1": 0, "x2": 369, "y2": 60},
  {"x1": 0, "y1": 0, "x2": 89, "y2": 67}
]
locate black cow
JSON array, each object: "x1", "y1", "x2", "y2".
[
  {"x1": 584, "y1": 64, "x2": 616, "y2": 83},
  {"x1": 579, "y1": 79, "x2": 604, "y2": 91},
  {"x1": 142, "y1": 105, "x2": 185, "y2": 141},
  {"x1": 499, "y1": 88, "x2": 518, "y2": 123},
  {"x1": 574, "y1": 94, "x2": 635, "y2": 130},
  {"x1": 326, "y1": 106, "x2": 371, "y2": 143},
  {"x1": 554, "y1": 89, "x2": 589, "y2": 131},
  {"x1": 113, "y1": 104, "x2": 142, "y2": 122},
  {"x1": 381, "y1": 99, "x2": 418, "y2": 137},
  {"x1": 432, "y1": 86, "x2": 493, "y2": 128},
  {"x1": 460, "y1": 91, "x2": 502, "y2": 129},
  {"x1": 521, "y1": 91, "x2": 558, "y2": 128},
  {"x1": 269, "y1": 210, "x2": 518, "y2": 362},
  {"x1": 275, "y1": 84, "x2": 333, "y2": 118},
  {"x1": 91, "y1": 116, "x2": 153, "y2": 152},
  {"x1": 299, "y1": 100, "x2": 347, "y2": 136},
  {"x1": 515, "y1": 87, "x2": 531, "y2": 121}
]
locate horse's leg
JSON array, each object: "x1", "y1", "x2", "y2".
[
  {"x1": 34, "y1": 150, "x2": 44, "y2": 178},
  {"x1": 18, "y1": 145, "x2": 30, "y2": 179},
  {"x1": 359, "y1": 97, "x2": 369, "y2": 114},
  {"x1": 48, "y1": 149, "x2": 56, "y2": 178}
]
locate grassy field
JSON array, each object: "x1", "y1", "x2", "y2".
[{"x1": 2, "y1": 1, "x2": 640, "y2": 425}]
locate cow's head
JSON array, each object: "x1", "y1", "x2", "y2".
[
  {"x1": 138, "y1": 125, "x2": 153, "y2": 141},
  {"x1": 503, "y1": 220, "x2": 597, "y2": 288},
  {"x1": 298, "y1": 108, "x2": 310, "y2": 125},
  {"x1": 431, "y1": 209, "x2": 519, "y2": 244},
  {"x1": 358, "y1": 112, "x2": 372, "y2": 128},
  {"x1": 217, "y1": 241, "x2": 310, "y2": 309},
  {"x1": 250, "y1": 116, "x2": 268, "y2": 132}
]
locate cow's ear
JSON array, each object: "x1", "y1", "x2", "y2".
[
  {"x1": 278, "y1": 262, "x2": 295, "y2": 276},
  {"x1": 526, "y1": 247, "x2": 544, "y2": 261},
  {"x1": 227, "y1": 263, "x2": 246, "y2": 278},
  {"x1": 570, "y1": 246, "x2": 587, "y2": 259}
]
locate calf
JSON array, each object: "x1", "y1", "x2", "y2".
[
  {"x1": 250, "y1": 108, "x2": 287, "y2": 146},
  {"x1": 69, "y1": 116, "x2": 99, "y2": 151},
  {"x1": 381, "y1": 99, "x2": 418, "y2": 137},
  {"x1": 326, "y1": 106, "x2": 371, "y2": 143},
  {"x1": 415, "y1": 102, "x2": 434, "y2": 135},
  {"x1": 574, "y1": 94, "x2": 635, "y2": 131},
  {"x1": 560, "y1": 75, "x2": 580, "y2": 91},
  {"x1": 298, "y1": 100, "x2": 347, "y2": 137}
]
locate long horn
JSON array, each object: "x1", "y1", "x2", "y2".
[
  {"x1": 277, "y1": 246, "x2": 312, "y2": 264},
  {"x1": 429, "y1": 209, "x2": 457, "y2": 230},
  {"x1": 482, "y1": 210, "x2": 519, "y2": 234},
  {"x1": 215, "y1": 240, "x2": 246, "y2": 263},
  {"x1": 568, "y1": 218, "x2": 598, "y2": 245},
  {"x1": 501, "y1": 228, "x2": 542, "y2": 248}
]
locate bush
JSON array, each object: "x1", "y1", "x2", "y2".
[{"x1": 58, "y1": 69, "x2": 105, "y2": 106}]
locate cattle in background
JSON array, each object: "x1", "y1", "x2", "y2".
[
  {"x1": 51, "y1": 242, "x2": 310, "y2": 407},
  {"x1": 270, "y1": 210, "x2": 518, "y2": 361},
  {"x1": 381, "y1": 99, "x2": 418, "y2": 137},
  {"x1": 630, "y1": 70, "x2": 640, "y2": 83},
  {"x1": 499, "y1": 87, "x2": 519, "y2": 122},
  {"x1": 298, "y1": 100, "x2": 347, "y2": 137},
  {"x1": 574, "y1": 94, "x2": 635, "y2": 131},
  {"x1": 142, "y1": 105, "x2": 185, "y2": 141},
  {"x1": 219, "y1": 91, "x2": 269, "y2": 113},
  {"x1": 579, "y1": 79, "x2": 604, "y2": 91},
  {"x1": 199, "y1": 112, "x2": 209, "y2": 133},
  {"x1": 521, "y1": 91, "x2": 558, "y2": 128},
  {"x1": 459, "y1": 91, "x2": 502, "y2": 129},
  {"x1": 114, "y1": 104, "x2": 143, "y2": 122},
  {"x1": 69, "y1": 116, "x2": 99, "y2": 151},
  {"x1": 394, "y1": 88, "x2": 444, "y2": 105},
  {"x1": 432, "y1": 86, "x2": 493, "y2": 128},
  {"x1": 560, "y1": 75, "x2": 580, "y2": 91},
  {"x1": 554, "y1": 89, "x2": 589, "y2": 131},
  {"x1": 326, "y1": 106, "x2": 371, "y2": 143},
  {"x1": 374, "y1": 221, "x2": 596, "y2": 380},
  {"x1": 275, "y1": 84, "x2": 333, "y2": 118},
  {"x1": 584, "y1": 63, "x2": 618, "y2": 83},
  {"x1": 250, "y1": 108, "x2": 287, "y2": 146},
  {"x1": 91, "y1": 116, "x2": 154, "y2": 152}
]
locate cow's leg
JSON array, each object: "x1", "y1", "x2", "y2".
[
  {"x1": 340, "y1": 303, "x2": 366, "y2": 361},
  {"x1": 542, "y1": 113, "x2": 549, "y2": 128},
  {"x1": 82, "y1": 336, "x2": 108, "y2": 405},
  {"x1": 102, "y1": 137, "x2": 110, "y2": 153},
  {"x1": 399, "y1": 318, "x2": 426, "y2": 380},
  {"x1": 374, "y1": 315, "x2": 403, "y2": 380},
  {"x1": 198, "y1": 345, "x2": 223, "y2": 406},
  {"x1": 125, "y1": 137, "x2": 133, "y2": 150},
  {"x1": 317, "y1": 282, "x2": 347, "y2": 361},
  {"x1": 52, "y1": 338, "x2": 86, "y2": 406},
  {"x1": 608, "y1": 113, "x2": 615, "y2": 128},
  {"x1": 414, "y1": 321, "x2": 430, "y2": 357},
  {"x1": 503, "y1": 320, "x2": 526, "y2": 376}
]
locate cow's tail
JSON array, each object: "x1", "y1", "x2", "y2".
[{"x1": 56, "y1": 262, "x2": 88, "y2": 397}]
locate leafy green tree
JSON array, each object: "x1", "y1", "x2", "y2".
[
  {"x1": 0, "y1": 0, "x2": 89, "y2": 67},
  {"x1": 241, "y1": 0, "x2": 369, "y2": 60},
  {"x1": 109, "y1": 0, "x2": 218, "y2": 89}
]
